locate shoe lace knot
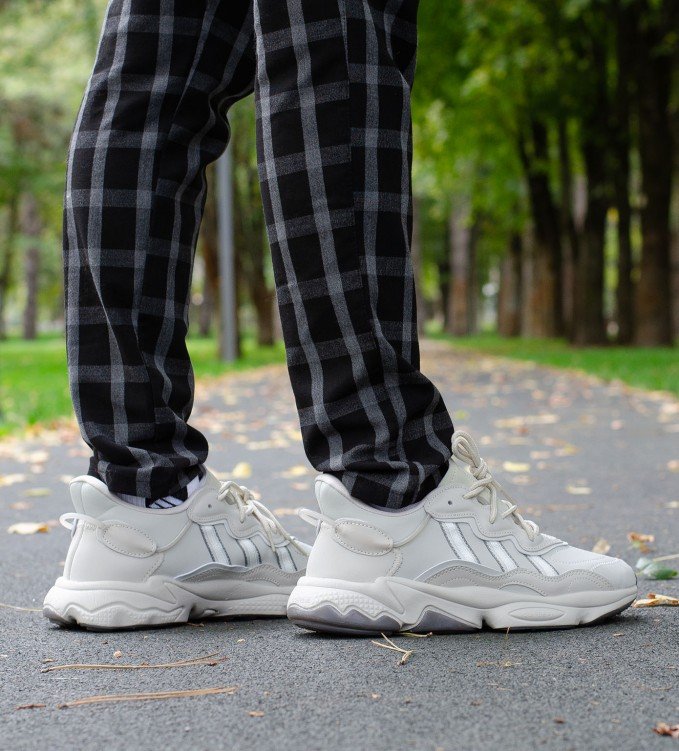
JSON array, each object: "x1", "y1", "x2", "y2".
[
  {"x1": 217, "y1": 480, "x2": 305, "y2": 555},
  {"x1": 451, "y1": 431, "x2": 539, "y2": 541}
]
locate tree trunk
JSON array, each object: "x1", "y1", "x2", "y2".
[
  {"x1": 199, "y1": 165, "x2": 220, "y2": 338},
  {"x1": 21, "y1": 194, "x2": 41, "y2": 340},
  {"x1": 573, "y1": 29, "x2": 609, "y2": 346},
  {"x1": 634, "y1": 0, "x2": 676, "y2": 345},
  {"x1": 557, "y1": 120, "x2": 579, "y2": 340},
  {"x1": 411, "y1": 196, "x2": 427, "y2": 337},
  {"x1": 612, "y1": 0, "x2": 635, "y2": 343},
  {"x1": 231, "y1": 118, "x2": 274, "y2": 348},
  {"x1": 446, "y1": 197, "x2": 474, "y2": 336},
  {"x1": 498, "y1": 233, "x2": 522, "y2": 337},
  {"x1": 573, "y1": 140, "x2": 608, "y2": 345},
  {"x1": 518, "y1": 120, "x2": 563, "y2": 337},
  {"x1": 0, "y1": 194, "x2": 19, "y2": 339}
]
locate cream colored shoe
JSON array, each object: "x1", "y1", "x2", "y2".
[
  {"x1": 287, "y1": 432, "x2": 636, "y2": 634},
  {"x1": 44, "y1": 470, "x2": 309, "y2": 630}
]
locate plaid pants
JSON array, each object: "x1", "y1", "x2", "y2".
[{"x1": 64, "y1": 0, "x2": 454, "y2": 508}]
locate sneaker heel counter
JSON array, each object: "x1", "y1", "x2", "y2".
[{"x1": 306, "y1": 520, "x2": 398, "y2": 582}]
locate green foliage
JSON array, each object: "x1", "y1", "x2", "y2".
[
  {"x1": 0, "y1": 334, "x2": 286, "y2": 435},
  {"x1": 430, "y1": 329, "x2": 679, "y2": 395}
]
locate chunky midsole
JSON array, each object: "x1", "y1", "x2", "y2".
[
  {"x1": 43, "y1": 576, "x2": 293, "y2": 629},
  {"x1": 287, "y1": 576, "x2": 638, "y2": 632}
]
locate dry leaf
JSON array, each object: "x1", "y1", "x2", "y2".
[
  {"x1": 280, "y1": 465, "x2": 309, "y2": 478},
  {"x1": 566, "y1": 485, "x2": 592, "y2": 496},
  {"x1": 592, "y1": 539, "x2": 611, "y2": 555},
  {"x1": 628, "y1": 532, "x2": 655, "y2": 544},
  {"x1": 632, "y1": 593, "x2": 679, "y2": 608},
  {"x1": 230, "y1": 462, "x2": 252, "y2": 479},
  {"x1": 494, "y1": 414, "x2": 559, "y2": 428},
  {"x1": 7, "y1": 522, "x2": 49, "y2": 535},
  {"x1": 0, "y1": 474, "x2": 28, "y2": 487},
  {"x1": 653, "y1": 723, "x2": 679, "y2": 738},
  {"x1": 627, "y1": 532, "x2": 655, "y2": 552},
  {"x1": 502, "y1": 462, "x2": 531, "y2": 473},
  {"x1": 248, "y1": 711, "x2": 265, "y2": 717}
]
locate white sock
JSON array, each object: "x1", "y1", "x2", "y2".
[{"x1": 116, "y1": 471, "x2": 204, "y2": 510}]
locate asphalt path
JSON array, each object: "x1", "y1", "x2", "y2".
[{"x1": 1, "y1": 341, "x2": 677, "y2": 750}]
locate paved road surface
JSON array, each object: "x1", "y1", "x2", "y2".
[{"x1": 1, "y1": 341, "x2": 677, "y2": 750}]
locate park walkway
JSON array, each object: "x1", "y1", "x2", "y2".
[{"x1": 0, "y1": 340, "x2": 677, "y2": 750}]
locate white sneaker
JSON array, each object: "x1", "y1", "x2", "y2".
[
  {"x1": 287, "y1": 432, "x2": 637, "y2": 634},
  {"x1": 44, "y1": 470, "x2": 310, "y2": 630}
]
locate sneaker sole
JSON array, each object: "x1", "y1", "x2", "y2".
[
  {"x1": 286, "y1": 576, "x2": 638, "y2": 635},
  {"x1": 43, "y1": 577, "x2": 293, "y2": 631}
]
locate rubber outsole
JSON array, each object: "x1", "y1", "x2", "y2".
[
  {"x1": 286, "y1": 579, "x2": 638, "y2": 635},
  {"x1": 43, "y1": 580, "x2": 293, "y2": 631}
]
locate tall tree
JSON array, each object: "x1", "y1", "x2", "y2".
[{"x1": 633, "y1": 0, "x2": 676, "y2": 345}]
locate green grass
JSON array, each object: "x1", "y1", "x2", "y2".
[
  {"x1": 1, "y1": 330, "x2": 676, "y2": 437},
  {"x1": 0, "y1": 334, "x2": 285, "y2": 436},
  {"x1": 430, "y1": 330, "x2": 679, "y2": 396}
]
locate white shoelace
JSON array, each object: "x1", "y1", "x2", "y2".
[
  {"x1": 217, "y1": 480, "x2": 306, "y2": 555},
  {"x1": 451, "y1": 431, "x2": 539, "y2": 541}
]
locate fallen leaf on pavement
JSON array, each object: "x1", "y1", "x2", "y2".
[
  {"x1": 248, "y1": 711, "x2": 265, "y2": 717},
  {"x1": 653, "y1": 723, "x2": 679, "y2": 738},
  {"x1": 502, "y1": 462, "x2": 530, "y2": 473},
  {"x1": 566, "y1": 485, "x2": 592, "y2": 495},
  {"x1": 632, "y1": 593, "x2": 679, "y2": 608},
  {"x1": 230, "y1": 462, "x2": 252, "y2": 479},
  {"x1": 592, "y1": 539, "x2": 610, "y2": 554},
  {"x1": 628, "y1": 532, "x2": 655, "y2": 553},
  {"x1": 494, "y1": 415, "x2": 559, "y2": 428},
  {"x1": 628, "y1": 532, "x2": 654, "y2": 544},
  {"x1": 7, "y1": 522, "x2": 49, "y2": 535},
  {"x1": 280, "y1": 465, "x2": 310, "y2": 478},
  {"x1": 0, "y1": 474, "x2": 28, "y2": 487}
]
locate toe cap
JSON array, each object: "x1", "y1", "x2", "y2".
[{"x1": 590, "y1": 557, "x2": 637, "y2": 590}]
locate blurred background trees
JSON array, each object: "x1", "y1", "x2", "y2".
[{"x1": 0, "y1": 0, "x2": 676, "y2": 349}]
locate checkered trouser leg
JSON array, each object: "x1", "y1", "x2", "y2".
[
  {"x1": 256, "y1": 0, "x2": 453, "y2": 507},
  {"x1": 65, "y1": 0, "x2": 453, "y2": 507},
  {"x1": 64, "y1": 0, "x2": 256, "y2": 500}
]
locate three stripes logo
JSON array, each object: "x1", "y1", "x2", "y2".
[
  {"x1": 440, "y1": 521, "x2": 558, "y2": 576},
  {"x1": 199, "y1": 523, "x2": 297, "y2": 572}
]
